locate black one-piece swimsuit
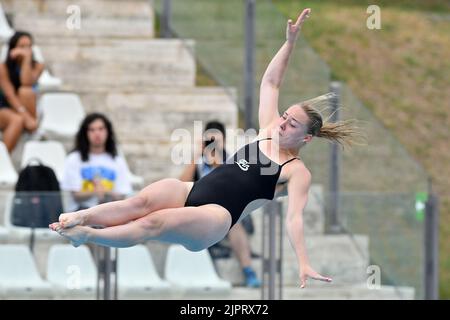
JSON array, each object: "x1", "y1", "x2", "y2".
[{"x1": 184, "y1": 138, "x2": 299, "y2": 229}]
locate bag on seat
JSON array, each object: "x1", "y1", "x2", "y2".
[{"x1": 12, "y1": 159, "x2": 62, "y2": 228}]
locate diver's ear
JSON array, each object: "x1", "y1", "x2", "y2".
[{"x1": 303, "y1": 134, "x2": 313, "y2": 143}]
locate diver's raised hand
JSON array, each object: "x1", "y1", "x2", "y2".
[{"x1": 286, "y1": 8, "x2": 311, "y2": 44}]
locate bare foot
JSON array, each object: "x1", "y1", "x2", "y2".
[
  {"x1": 51, "y1": 223, "x2": 89, "y2": 247},
  {"x1": 58, "y1": 211, "x2": 87, "y2": 228},
  {"x1": 49, "y1": 222, "x2": 60, "y2": 231}
]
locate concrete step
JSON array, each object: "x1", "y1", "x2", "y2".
[
  {"x1": 282, "y1": 234, "x2": 369, "y2": 286},
  {"x1": 53, "y1": 285, "x2": 415, "y2": 300},
  {"x1": 39, "y1": 38, "x2": 196, "y2": 92},
  {"x1": 13, "y1": 0, "x2": 153, "y2": 19},
  {"x1": 37, "y1": 39, "x2": 196, "y2": 89},
  {"x1": 216, "y1": 234, "x2": 369, "y2": 287},
  {"x1": 249, "y1": 206, "x2": 369, "y2": 285},
  {"x1": 249, "y1": 217, "x2": 367, "y2": 260},
  {"x1": 224, "y1": 285, "x2": 415, "y2": 300},
  {"x1": 14, "y1": 15, "x2": 154, "y2": 39},
  {"x1": 37, "y1": 39, "x2": 195, "y2": 64},
  {"x1": 76, "y1": 87, "x2": 237, "y2": 137},
  {"x1": 50, "y1": 61, "x2": 195, "y2": 89}
]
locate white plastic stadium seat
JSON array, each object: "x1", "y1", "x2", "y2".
[
  {"x1": 117, "y1": 245, "x2": 171, "y2": 299},
  {"x1": 0, "y1": 226, "x2": 9, "y2": 242},
  {"x1": 38, "y1": 69, "x2": 63, "y2": 90},
  {"x1": 37, "y1": 93, "x2": 85, "y2": 138},
  {"x1": 47, "y1": 244, "x2": 97, "y2": 299},
  {"x1": 0, "y1": 244, "x2": 54, "y2": 299},
  {"x1": 0, "y1": 141, "x2": 18, "y2": 187},
  {"x1": 30, "y1": 46, "x2": 63, "y2": 90},
  {"x1": 0, "y1": 3, "x2": 13, "y2": 41},
  {"x1": 21, "y1": 140, "x2": 67, "y2": 182},
  {"x1": 165, "y1": 244, "x2": 231, "y2": 297}
]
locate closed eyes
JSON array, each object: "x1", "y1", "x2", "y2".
[{"x1": 282, "y1": 113, "x2": 298, "y2": 127}]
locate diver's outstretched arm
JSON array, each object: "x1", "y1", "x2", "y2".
[{"x1": 258, "y1": 8, "x2": 311, "y2": 129}]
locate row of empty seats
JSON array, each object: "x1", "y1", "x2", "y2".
[{"x1": 0, "y1": 244, "x2": 232, "y2": 299}]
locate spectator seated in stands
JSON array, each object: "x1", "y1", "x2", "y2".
[
  {"x1": 61, "y1": 113, "x2": 132, "y2": 213},
  {"x1": 0, "y1": 31, "x2": 44, "y2": 153}
]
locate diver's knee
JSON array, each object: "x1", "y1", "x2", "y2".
[{"x1": 139, "y1": 214, "x2": 163, "y2": 239}]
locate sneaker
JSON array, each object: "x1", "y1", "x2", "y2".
[{"x1": 243, "y1": 266, "x2": 261, "y2": 288}]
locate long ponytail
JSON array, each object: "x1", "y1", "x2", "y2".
[
  {"x1": 299, "y1": 93, "x2": 364, "y2": 148},
  {"x1": 316, "y1": 119, "x2": 360, "y2": 147}
]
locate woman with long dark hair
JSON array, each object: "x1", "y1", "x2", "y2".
[
  {"x1": 0, "y1": 31, "x2": 44, "y2": 152},
  {"x1": 61, "y1": 113, "x2": 132, "y2": 212}
]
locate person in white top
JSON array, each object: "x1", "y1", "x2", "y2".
[{"x1": 61, "y1": 113, "x2": 132, "y2": 212}]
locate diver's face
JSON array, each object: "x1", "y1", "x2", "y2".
[{"x1": 276, "y1": 105, "x2": 311, "y2": 148}]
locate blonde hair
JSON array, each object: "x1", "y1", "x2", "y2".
[{"x1": 298, "y1": 93, "x2": 363, "y2": 148}]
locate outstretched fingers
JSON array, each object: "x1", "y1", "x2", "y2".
[
  {"x1": 308, "y1": 269, "x2": 333, "y2": 283},
  {"x1": 300, "y1": 270, "x2": 332, "y2": 288},
  {"x1": 311, "y1": 273, "x2": 333, "y2": 283},
  {"x1": 295, "y1": 8, "x2": 311, "y2": 27}
]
